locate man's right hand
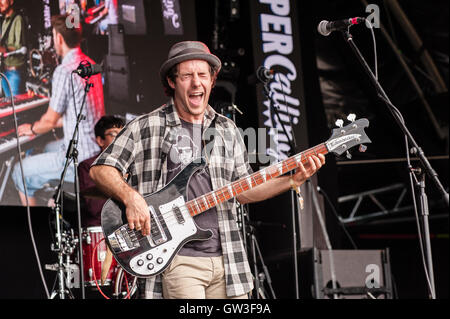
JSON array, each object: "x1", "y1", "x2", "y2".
[
  {"x1": 125, "y1": 191, "x2": 151, "y2": 236},
  {"x1": 90, "y1": 165, "x2": 152, "y2": 236}
]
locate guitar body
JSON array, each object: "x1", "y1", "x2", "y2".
[{"x1": 101, "y1": 158, "x2": 213, "y2": 277}]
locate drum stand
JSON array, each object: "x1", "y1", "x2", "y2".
[
  {"x1": 46, "y1": 220, "x2": 79, "y2": 299},
  {"x1": 237, "y1": 203, "x2": 276, "y2": 299}
]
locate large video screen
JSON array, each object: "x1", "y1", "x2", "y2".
[{"x1": 0, "y1": 0, "x2": 196, "y2": 206}]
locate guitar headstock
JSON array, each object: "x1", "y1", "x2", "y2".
[{"x1": 326, "y1": 114, "x2": 371, "y2": 157}]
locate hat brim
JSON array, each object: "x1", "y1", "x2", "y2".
[{"x1": 160, "y1": 52, "x2": 221, "y2": 86}]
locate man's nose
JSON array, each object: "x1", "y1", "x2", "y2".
[{"x1": 191, "y1": 73, "x2": 201, "y2": 86}]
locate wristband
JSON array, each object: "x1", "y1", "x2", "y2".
[{"x1": 289, "y1": 177, "x2": 299, "y2": 191}]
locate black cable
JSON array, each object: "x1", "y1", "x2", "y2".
[
  {"x1": 1, "y1": 72, "x2": 50, "y2": 299},
  {"x1": 317, "y1": 185, "x2": 358, "y2": 250}
]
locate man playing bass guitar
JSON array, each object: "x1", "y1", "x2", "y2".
[{"x1": 89, "y1": 41, "x2": 325, "y2": 299}]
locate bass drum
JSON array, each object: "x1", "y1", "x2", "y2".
[
  {"x1": 113, "y1": 267, "x2": 138, "y2": 299},
  {"x1": 82, "y1": 226, "x2": 118, "y2": 287}
]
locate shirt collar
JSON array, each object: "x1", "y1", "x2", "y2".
[{"x1": 62, "y1": 47, "x2": 81, "y2": 64}]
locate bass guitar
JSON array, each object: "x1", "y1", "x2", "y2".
[{"x1": 101, "y1": 116, "x2": 371, "y2": 277}]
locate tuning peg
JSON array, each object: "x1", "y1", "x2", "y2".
[
  {"x1": 346, "y1": 151, "x2": 352, "y2": 159},
  {"x1": 335, "y1": 119, "x2": 344, "y2": 128},
  {"x1": 347, "y1": 113, "x2": 356, "y2": 122},
  {"x1": 359, "y1": 144, "x2": 367, "y2": 152}
]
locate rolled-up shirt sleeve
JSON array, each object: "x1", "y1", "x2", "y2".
[{"x1": 49, "y1": 66, "x2": 69, "y2": 115}]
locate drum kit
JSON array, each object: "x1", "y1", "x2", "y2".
[{"x1": 46, "y1": 188, "x2": 137, "y2": 299}]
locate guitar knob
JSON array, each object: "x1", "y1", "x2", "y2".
[
  {"x1": 146, "y1": 253, "x2": 153, "y2": 260},
  {"x1": 147, "y1": 263, "x2": 154, "y2": 270},
  {"x1": 137, "y1": 259, "x2": 144, "y2": 266},
  {"x1": 157, "y1": 257, "x2": 163, "y2": 264},
  {"x1": 335, "y1": 119, "x2": 344, "y2": 128},
  {"x1": 347, "y1": 113, "x2": 356, "y2": 122}
]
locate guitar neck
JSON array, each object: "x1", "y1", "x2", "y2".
[{"x1": 185, "y1": 143, "x2": 329, "y2": 217}]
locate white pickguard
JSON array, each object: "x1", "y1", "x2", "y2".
[{"x1": 129, "y1": 196, "x2": 197, "y2": 276}]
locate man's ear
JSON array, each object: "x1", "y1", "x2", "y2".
[
  {"x1": 167, "y1": 76, "x2": 175, "y2": 89},
  {"x1": 211, "y1": 74, "x2": 217, "y2": 88},
  {"x1": 56, "y1": 32, "x2": 64, "y2": 47}
]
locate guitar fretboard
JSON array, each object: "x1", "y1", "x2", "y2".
[{"x1": 185, "y1": 143, "x2": 328, "y2": 216}]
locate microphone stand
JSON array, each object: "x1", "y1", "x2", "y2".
[
  {"x1": 341, "y1": 29, "x2": 449, "y2": 298},
  {"x1": 262, "y1": 81, "x2": 302, "y2": 299},
  {"x1": 53, "y1": 77, "x2": 93, "y2": 299}
]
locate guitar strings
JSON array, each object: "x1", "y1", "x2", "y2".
[
  {"x1": 133, "y1": 145, "x2": 328, "y2": 236},
  {"x1": 152, "y1": 146, "x2": 326, "y2": 229}
]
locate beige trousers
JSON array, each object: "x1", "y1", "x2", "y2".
[{"x1": 162, "y1": 255, "x2": 248, "y2": 299}]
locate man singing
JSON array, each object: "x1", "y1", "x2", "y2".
[{"x1": 89, "y1": 41, "x2": 325, "y2": 299}]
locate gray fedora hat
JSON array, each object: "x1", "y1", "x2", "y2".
[{"x1": 160, "y1": 41, "x2": 221, "y2": 87}]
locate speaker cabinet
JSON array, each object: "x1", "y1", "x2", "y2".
[
  {"x1": 299, "y1": 248, "x2": 394, "y2": 299},
  {"x1": 107, "y1": 24, "x2": 125, "y2": 55},
  {"x1": 118, "y1": 0, "x2": 147, "y2": 35}
]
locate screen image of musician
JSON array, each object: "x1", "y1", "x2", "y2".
[
  {"x1": 0, "y1": 0, "x2": 27, "y2": 97},
  {"x1": 10, "y1": 14, "x2": 105, "y2": 207}
]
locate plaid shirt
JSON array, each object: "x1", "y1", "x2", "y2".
[
  {"x1": 92, "y1": 100, "x2": 254, "y2": 298},
  {"x1": 49, "y1": 47, "x2": 105, "y2": 162}
]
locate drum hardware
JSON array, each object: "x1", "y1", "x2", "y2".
[
  {"x1": 113, "y1": 268, "x2": 138, "y2": 299},
  {"x1": 45, "y1": 223, "x2": 137, "y2": 298},
  {"x1": 28, "y1": 48, "x2": 58, "y2": 80},
  {"x1": 46, "y1": 224, "x2": 81, "y2": 298},
  {"x1": 89, "y1": 234, "x2": 137, "y2": 299},
  {"x1": 65, "y1": 263, "x2": 80, "y2": 289}
]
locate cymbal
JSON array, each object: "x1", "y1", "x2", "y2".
[{"x1": 81, "y1": 186, "x2": 108, "y2": 200}]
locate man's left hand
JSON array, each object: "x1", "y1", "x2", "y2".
[{"x1": 291, "y1": 154, "x2": 326, "y2": 187}]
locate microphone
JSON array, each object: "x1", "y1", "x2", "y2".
[
  {"x1": 73, "y1": 60, "x2": 102, "y2": 78},
  {"x1": 256, "y1": 66, "x2": 274, "y2": 83},
  {"x1": 247, "y1": 66, "x2": 274, "y2": 85},
  {"x1": 3, "y1": 46, "x2": 27, "y2": 58},
  {"x1": 317, "y1": 17, "x2": 365, "y2": 36}
]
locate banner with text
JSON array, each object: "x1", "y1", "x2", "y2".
[{"x1": 249, "y1": 0, "x2": 309, "y2": 162}]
